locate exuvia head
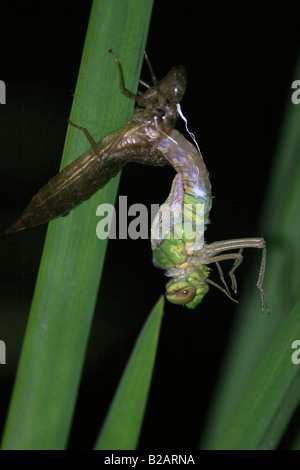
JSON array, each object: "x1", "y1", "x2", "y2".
[
  {"x1": 158, "y1": 65, "x2": 187, "y2": 105},
  {"x1": 140, "y1": 65, "x2": 187, "y2": 112},
  {"x1": 109, "y1": 49, "x2": 187, "y2": 112}
]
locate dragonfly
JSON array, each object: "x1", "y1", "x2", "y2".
[
  {"x1": 150, "y1": 130, "x2": 268, "y2": 312},
  {"x1": 6, "y1": 51, "x2": 268, "y2": 311}
]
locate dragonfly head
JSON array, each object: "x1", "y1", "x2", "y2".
[{"x1": 165, "y1": 270, "x2": 210, "y2": 309}]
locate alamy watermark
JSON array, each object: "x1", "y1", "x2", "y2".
[
  {"x1": 0, "y1": 80, "x2": 6, "y2": 104},
  {"x1": 291, "y1": 80, "x2": 300, "y2": 104},
  {"x1": 291, "y1": 340, "x2": 300, "y2": 365},
  {"x1": 0, "y1": 340, "x2": 6, "y2": 364},
  {"x1": 95, "y1": 196, "x2": 205, "y2": 249}
]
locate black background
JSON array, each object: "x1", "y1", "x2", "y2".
[{"x1": 1, "y1": 0, "x2": 300, "y2": 449}]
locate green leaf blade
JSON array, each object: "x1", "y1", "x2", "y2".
[
  {"x1": 95, "y1": 296, "x2": 164, "y2": 451},
  {"x1": 201, "y1": 52, "x2": 300, "y2": 450},
  {"x1": 1, "y1": 0, "x2": 154, "y2": 450},
  {"x1": 212, "y1": 297, "x2": 300, "y2": 450}
]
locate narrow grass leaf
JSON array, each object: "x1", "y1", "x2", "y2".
[
  {"x1": 212, "y1": 297, "x2": 300, "y2": 450},
  {"x1": 1, "y1": 0, "x2": 154, "y2": 450},
  {"x1": 95, "y1": 296, "x2": 164, "y2": 450},
  {"x1": 201, "y1": 52, "x2": 300, "y2": 448}
]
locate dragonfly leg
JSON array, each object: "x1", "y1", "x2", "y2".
[
  {"x1": 255, "y1": 243, "x2": 269, "y2": 314},
  {"x1": 215, "y1": 262, "x2": 231, "y2": 297},
  {"x1": 144, "y1": 51, "x2": 158, "y2": 85},
  {"x1": 139, "y1": 79, "x2": 150, "y2": 89},
  {"x1": 201, "y1": 253, "x2": 241, "y2": 303},
  {"x1": 228, "y1": 248, "x2": 244, "y2": 294},
  {"x1": 198, "y1": 266, "x2": 238, "y2": 302},
  {"x1": 67, "y1": 119, "x2": 99, "y2": 157},
  {"x1": 205, "y1": 238, "x2": 269, "y2": 313},
  {"x1": 205, "y1": 277, "x2": 239, "y2": 304},
  {"x1": 109, "y1": 49, "x2": 140, "y2": 102}
]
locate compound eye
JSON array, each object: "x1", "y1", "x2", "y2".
[{"x1": 166, "y1": 286, "x2": 196, "y2": 305}]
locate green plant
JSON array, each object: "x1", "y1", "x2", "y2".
[
  {"x1": 1, "y1": 0, "x2": 156, "y2": 450},
  {"x1": 201, "y1": 52, "x2": 300, "y2": 450},
  {"x1": 2, "y1": 0, "x2": 300, "y2": 451}
]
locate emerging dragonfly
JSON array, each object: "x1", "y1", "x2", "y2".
[
  {"x1": 6, "y1": 51, "x2": 268, "y2": 312},
  {"x1": 150, "y1": 134, "x2": 268, "y2": 311}
]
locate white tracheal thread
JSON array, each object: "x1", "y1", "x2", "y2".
[{"x1": 176, "y1": 104, "x2": 202, "y2": 157}]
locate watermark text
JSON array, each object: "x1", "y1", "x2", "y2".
[
  {"x1": 291, "y1": 80, "x2": 300, "y2": 104},
  {"x1": 0, "y1": 80, "x2": 6, "y2": 104},
  {"x1": 95, "y1": 196, "x2": 205, "y2": 249},
  {"x1": 291, "y1": 340, "x2": 300, "y2": 365},
  {"x1": 0, "y1": 340, "x2": 6, "y2": 364}
]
